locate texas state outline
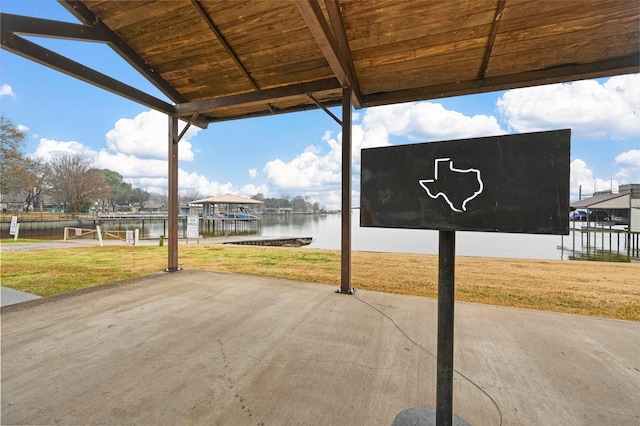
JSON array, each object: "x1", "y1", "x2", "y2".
[{"x1": 418, "y1": 158, "x2": 483, "y2": 212}]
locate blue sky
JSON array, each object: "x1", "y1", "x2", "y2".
[{"x1": 1, "y1": 0, "x2": 638, "y2": 210}]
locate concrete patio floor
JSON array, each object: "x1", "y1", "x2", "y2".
[{"x1": 1, "y1": 270, "x2": 639, "y2": 425}]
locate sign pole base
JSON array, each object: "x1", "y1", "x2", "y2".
[{"x1": 392, "y1": 407, "x2": 470, "y2": 426}]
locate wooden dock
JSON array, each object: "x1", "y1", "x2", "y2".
[
  {"x1": 223, "y1": 237, "x2": 312, "y2": 248},
  {"x1": 570, "y1": 226, "x2": 640, "y2": 258}
]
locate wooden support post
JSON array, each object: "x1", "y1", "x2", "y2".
[
  {"x1": 339, "y1": 86, "x2": 353, "y2": 294},
  {"x1": 167, "y1": 114, "x2": 179, "y2": 272}
]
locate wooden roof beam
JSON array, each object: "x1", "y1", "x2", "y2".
[
  {"x1": 190, "y1": 0, "x2": 258, "y2": 91},
  {"x1": 175, "y1": 78, "x2": 340, "y2": 115},
  {"x1": 0, "y1": 12, "x2": 109, "y2": 42},
  {"x1": 324, "y1": 0, "x2": 361, "y2": 107},
  {"x1": 59, "y1": 0, "x2": 188, "y2": 104},
  {"x1": 478, "y1": 0, "x2": 507, "y2": 81},
  {"x1": 296, "y1": 0, "x2": 362, "y2": 108},
  {"x1": 0, "y1": 17, "x2": 176, "y2": 118},
  {"x1": 190, "y1": 0, "x2": 275, "y2": 114},
  {"x1": 362, "y1": 55, "x2": 640, "y2": 108}
]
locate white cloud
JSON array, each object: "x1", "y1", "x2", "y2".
[
  {"x1": 127, "y1": 170, "x2": 246, "y2": 198},
  {"x1": 127, "y1": 177, "x2": 168, "y2": 189},
  {"x1": 31, "y1": 136, "x2": 240, "y2": 198},
  {"x1": 238, "y1": 183, "x2": 271, "y2": 198},
  {"x1": 614, "y1": 149, "x2": 640, "y2": 183},
  {"x1": 261, "y1": 101, "x2": 505, "y2": 210},
  {"x1": 615, "y1": 149, "x2": 640, "y2": 165},
  {"x1": 17, "y1": 124, "x2": 29, "y2": 133},
  {"x1": 105, "y1": 110, "x2": 198, "y2": 161},
  {"x1": 248, "y1": 168, "x2": 257, "y2": 178},
  {"x1": 497, "y1": 74, "x2": 640, "y2": 139},
  {"x1": 32, "y1": 138, "x2": 98, "y2": 162},
  {"x1": 178, "y1": 169, "x2": 237, "y2": 196},
  {"x1": 263, "y1": 145, "x2": 341, "y2": 190},
  {"x1": 362, "y1": 102, "x2": 505, "y2": 142},
  {"x1": 0, "y1": 84, "x2": 15, "y2": 98},
  {"x1": 570, "y1": 159, "x2": 619, "y2": 200},
  {"x1": 95, "y1": 151, "x2": 166, "y2": 177}
]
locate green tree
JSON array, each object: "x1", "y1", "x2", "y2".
[
  {"x1": 101, "y1": 169, "x2": 132, "y2": 211},
  {"x1": 263, "y1": 196, "x2": 291, "y2": 209},
  {"x1": 291, "y1": 195, "x2": 307, "y2": 212},
  {"x1": 131, "y1": 187, "x2": 152, "y2": 211}
]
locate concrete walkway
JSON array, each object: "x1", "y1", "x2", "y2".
[
  {"x1": 0, "y1": 286, "x2": 41, "y2": 307},
  {"x1": 1, "y1": 271, "x2": 639, "y2": 425}
]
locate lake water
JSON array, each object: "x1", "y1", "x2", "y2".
[{"x1": 259, "y1": 213, "x2": 632, "y2": 261}]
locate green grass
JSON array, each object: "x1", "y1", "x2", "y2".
[{"x1": 1, "y1": 244, "x2": 639, "y2": 321}]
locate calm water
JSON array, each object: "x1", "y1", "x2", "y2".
[{"x1": 260, "y1": 213, "x2": 633, "y2": 261}]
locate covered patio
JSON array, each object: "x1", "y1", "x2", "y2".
[
  {"x1": 2, "y1": 0, "x2": 638, "y2": 292},
  {"x1": 1, "y1": 2, "x2": 638, "y2": 425},
  {"x1": 2, "y1": 270, "x2": 639, "y2": 425}
]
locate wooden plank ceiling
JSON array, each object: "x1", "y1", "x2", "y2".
[{"x1": 3, "y1": 0, "x2": 639, "y2": 126}]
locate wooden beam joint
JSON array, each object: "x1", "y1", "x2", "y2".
[{"x1": 296, "y1": 0, "x2": 362, "y2": 107}]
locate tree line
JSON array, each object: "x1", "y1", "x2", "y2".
[
  {"x1": 1, "y1": 116, "x2": 324, "y2": 216},
  {"x1": 1, "y1": 115, "x2": 163, "y2": 216},
  {"x1": 250, "y1": 193, "x2": 322, "y2": 213}
]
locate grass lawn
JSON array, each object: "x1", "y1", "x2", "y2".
[{"x1": 1, "y1": 243, "x2": 638, "y2": 321}]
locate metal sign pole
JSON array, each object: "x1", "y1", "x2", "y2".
[{"x1": 437, "y1": 230, "x2": 456, "y2": 426}]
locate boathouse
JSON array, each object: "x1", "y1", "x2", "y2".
[
  {"x1": 191, "y1": 193, "x2": 263, "y2": 219},
  {"x1": 571, "y1": 184, "x2": 640, "y2": 231},
  {"x1": 190, "y1": 193, "x2": 263, "y2": 236}
]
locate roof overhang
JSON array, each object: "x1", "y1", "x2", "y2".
[
  {"x1": 192, "y1": 194, "x2": 264, "y2": 204},
  {"x1": 1, "y1": 1, "x2": 637, "y2": 127},
  {"x1": 571, "y1": 193, "x2": 631, "y2": 209}
]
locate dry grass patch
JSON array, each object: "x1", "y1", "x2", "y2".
[{"x1": 1, "y1": 244, "x2": 638, "y2": 320}]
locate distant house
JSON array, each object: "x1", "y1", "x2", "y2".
[
  {"x1": 571, "y1": 184, "x2": 640, "y2": 231},
  {"x1": 0, "y1": 193, "x2": 25, "y2": 212}
]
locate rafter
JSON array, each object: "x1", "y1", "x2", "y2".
[
  {"x1": 1, "y1": 22, "x2": 175, "y2": 117},
  {"x1": 189, "y1": 1, "x2": 256, "y2": 91},
  {"x1": 1, "y1": 13, "x2": 109, "y2": 42},
  {"x1": 324, "y1": 0, "x2": 361, "y2": 106},
  {"x1": 175, "y1": 78, "x2": 340, "y2": 115},
  {"x1": 59, "y1": 0, "x2": 187, "y2": 104},
  {"x1": 190, "y1": 0, "x2": 275, "y2": 114},
  {"x1": 363, "y1": 55, "x2": 640, "y2": 108},
  {"x1": 296, "y1": 0, "x2": 361, "y2": 108},
  {"x1": 478, "y1": 0, "x2": 507, "y2": 81}
]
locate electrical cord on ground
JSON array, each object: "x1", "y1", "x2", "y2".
[{"x1": 354, "y1": 293, "x2": 503, "y2": 426}]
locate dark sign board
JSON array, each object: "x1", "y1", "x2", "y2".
[{"x1": 361, "y1": 129, "x2": 570, "y2": 234}]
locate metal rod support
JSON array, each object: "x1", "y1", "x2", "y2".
[
  {"x1": 436, "y1": 230, "x2": 456, "y2": 426},
  {"x1": 307, "y1": 93, "x2": 342, "y2": 125}
]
